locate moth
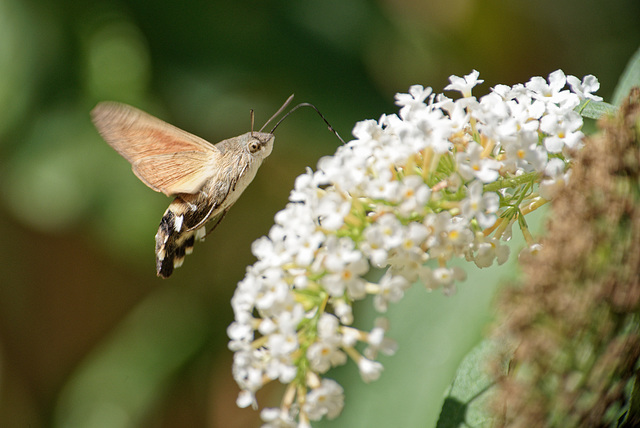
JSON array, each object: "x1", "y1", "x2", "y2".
[{"x1": 91, "y1": 96, "x2": 296, "y2": 278}]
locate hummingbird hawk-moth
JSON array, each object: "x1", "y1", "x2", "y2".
[{"x1": 91, "y1": 95, "x2": 296, "y2": 278}]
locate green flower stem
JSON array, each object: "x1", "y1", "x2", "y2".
[{"x1": 483, "y1": 171, "x2": 541, "y2": 193}]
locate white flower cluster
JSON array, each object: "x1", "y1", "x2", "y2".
[{"x1": 227, "y1": 70, "x2": 600, "y2": 427}]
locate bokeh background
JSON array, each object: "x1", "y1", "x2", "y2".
[{"x1": 0, "y1": 0, "x2": 638, "y2": 427}]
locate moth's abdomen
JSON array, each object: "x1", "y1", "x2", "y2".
[{"x1": 155, "y1": 196, "x2": 209, "y2": 278}]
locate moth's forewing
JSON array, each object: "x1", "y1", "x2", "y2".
[
  {"x1": 131, "y1": 152, "x2": 217, "y2": 195},
  {"x1": 91, "y1": 102, "x2": 220, "y2": 196}
]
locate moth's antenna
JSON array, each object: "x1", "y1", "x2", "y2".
[
  {"x1": 259, "y1": 94, "x2": 295, "y2": 133},
  {"x1": 269, "y1": 102, "x2": 346, "y2": 145},
  {"x1": 250, "y1": 109, "x2": 255, "y2": 137}
]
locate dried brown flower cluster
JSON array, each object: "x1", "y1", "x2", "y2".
[{"x1": 492, "y1": 88, "x2": 640, "y2": 427}]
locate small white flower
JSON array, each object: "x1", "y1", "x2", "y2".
[
  {"x1": 456, "y1": 142, "x2": 502, "y2": 183},
  {"x1": 307, "y1": 340, "x2": 347, "y2": 373},
  {"x1": 473, "y1": 235, "x2": 510, "y2": 268},
  {"x1": 317, "y1": 312, "x2": 340, "y2": 337},
  {"x1": 314, "y1": 192, "x2": 351, "y2": 231},
  {"x1": 267, "y1": 331, "x2": 298, "y2": 358},
  {"x1": 233, "y1": 349, "x2": 267, "y2": 405},
  {"x1": 567, "y1": 74, "x2": 603, "y2": 101},
  {"x1": 320, "y1": 239, "x2": 369, "y2": 299},
  {"x1": 519, "y1": 243, "x2": 543, "y2": 261},
  {"x1": 307, "y1": 314, "x2": 347, "y2": 372},
  {"x1": 427, "y1": 212, "x2": 474, "y2": 260},
  {"x1": 540, "y1": 110, "x2": 584, "y2": 153},
  {"x1": 395, "y1": 84, "x2": 433, "y2": 119},
  {"x1": 540, "y1": 158, "x2": 570, "y2": 199},
  {"x1": 227, "y1": 319, "x2": 254, "y2": 346},
  {"x1": 502, "y1": 131, "x2": 548, "y2": 174},
  {"x1": 254, "y1": 276, "x2": 291, "y2": 315},
  {"x1": 365, "y1": 170, "x2": 400, "y2": 201},
  {"x1": 461, "y1": 181, "x2": 499, "y2": 229},
  {"x1": 332, "y1": 298, "x2": 354, "y2": 325},
  {"x1": 526, "y1": 69, "x2": 571, "y2": 105},
  {"x1": 432, "y1": 266, "x2": 467, "y2": 295},
  {"x1": 340, "y1": 327, "x2": 360, "y2": 348},
  {"x1": 260, "y1": 407, "x2": 297, "y2": 428},
  {"x1": 397, "y1": 175, "x2": 432, "y2": 216},
  {"x1": 390, "y1": 105, "x2": 453, "y2": 154},
  {"x1": 303, "y1": 379, "x2": 345, "y2": 421},
  {"x1": 360, "y1": 214, "x2": 404, "y2": 267},
  {"x1": 445, "y1": 70, "x2": 484, "y2": 97},
  {"x1": 357, "y1": 356, "x2": 384, "y2": 383},
  {"x1": 252, "y1": 236, "x2": 291, "y2": 269},
  {"x1": 387, "y1": 223, "x2": 431, "y2": 282},
  {"x1": 237, "y1": 389, "x2": 257, "y2": 409},
  {"x1": 444, "y1": 100, "x2": 472, "y2": 135},
  {"x1": 373, "y1": 272, "x2": 411, "y2": 312},
  {"x1": 352, "y1": 118, "x2": 383, "y2": 141},
  {"x1": 292, "y1": 231, "x2": 325, "y2": 267},
  {"x1": 364, "y1": 318, "x2": 398, "y2": 359}
]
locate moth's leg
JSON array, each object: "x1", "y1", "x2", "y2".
[{"x1": 205, "y1": 208, "x2": 229, "y2": 238}]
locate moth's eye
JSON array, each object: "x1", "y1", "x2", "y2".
[{"x1": 248, "y1": 140, "x2": 261, "y2": 153}]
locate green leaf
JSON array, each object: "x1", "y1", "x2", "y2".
[
  {"x1": 618, "y1": 374, "x2": 640, "y2": 428},
  {"x1": 576, "y1": 99, "x2": 617, "y2": 119},
  {"x1": 612, "y1": 44, "x2": 640, "y2": 106},
  {"x1": 314, "y1": 263, "x2": 509, "y2": 428},
  {"x1": 435, "y1": 339, "x2": 500, "y2": 428}
]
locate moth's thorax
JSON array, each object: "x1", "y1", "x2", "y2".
[
  {"x1": 195, "y1": 131, "x2": 275, "y2": 213},
  {"x1": 218, "y1": 155, "x2": 260, "y2": 210}
]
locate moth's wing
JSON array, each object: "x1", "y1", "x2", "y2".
[
  {"x1": 131, "y1": 152, "x2": 219, "y2": 195},
  {"x1": 91, "y1": 101, "x2": 219, "y2": 196}
]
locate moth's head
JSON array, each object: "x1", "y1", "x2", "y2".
[{"x1": 243, "y1": 131, "x2": 274, "y2": 159}]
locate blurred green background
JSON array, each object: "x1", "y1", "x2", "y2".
[{"x1": 0, "y1": 0, "x2": 638, "y2": 427}]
